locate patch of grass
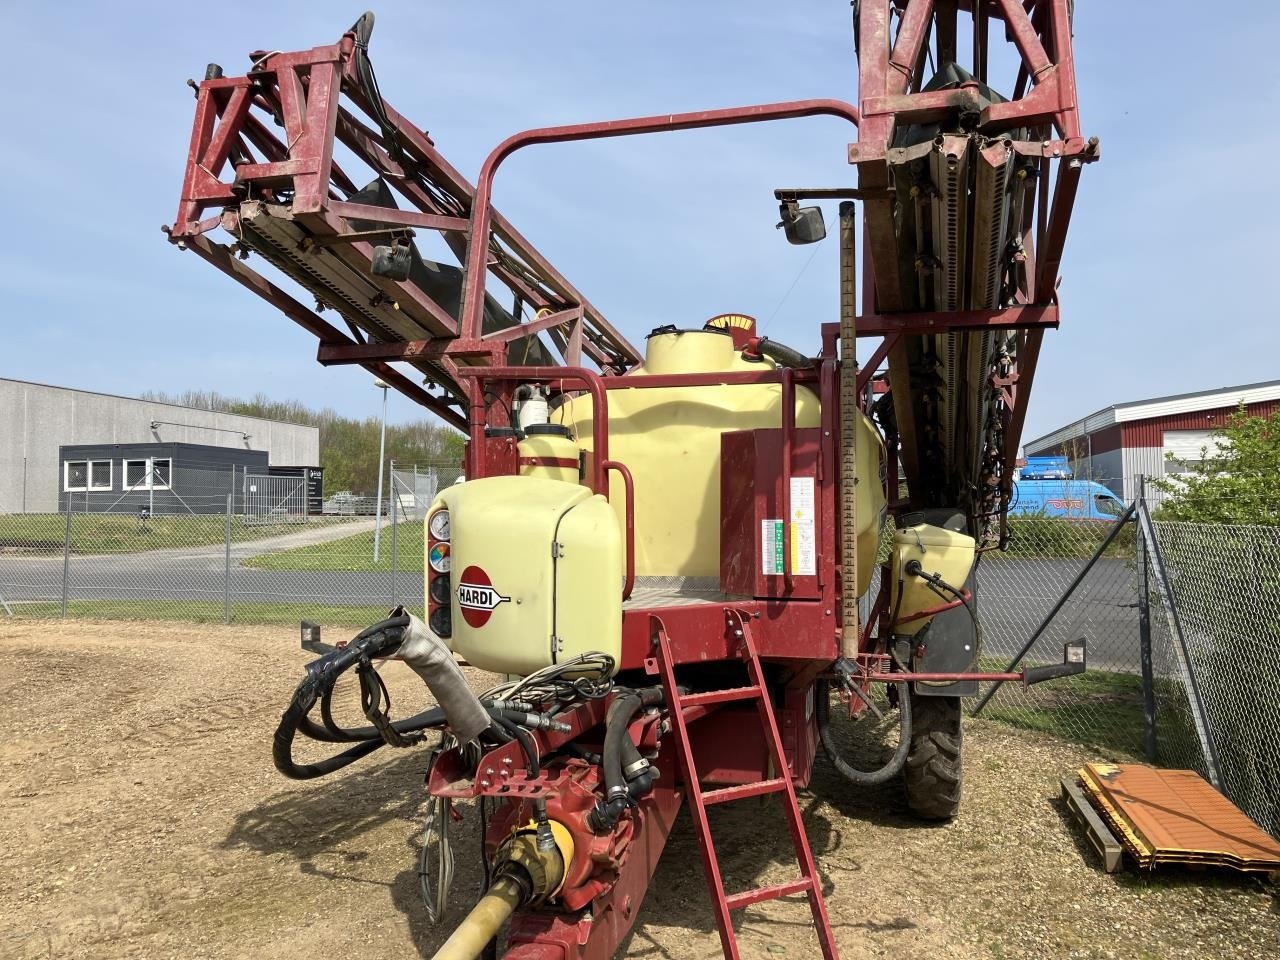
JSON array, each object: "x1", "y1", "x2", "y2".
[
  {"x1": 0, "y1": 513, "x2": 362, "y2": 556},
  {"x1": 976, "y1": 657, "x2": 1147, "y2": 758},
  {"x1": 10, "y1": 600, "x2": 393, "y2": 626},
  {"x1": 985, "y1": 517, "x2": 1136, "y2": 560},
  {"x1": 242, "y1": 520, "x2": 424, "y2": 572}
]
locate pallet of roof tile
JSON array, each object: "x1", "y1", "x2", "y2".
[{"x1": 1077, "y1": 763, "x2": 1280, "y2": 874}]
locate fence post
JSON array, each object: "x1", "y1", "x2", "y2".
[
  {"x1": 390, "y1": 474, "x2": 399, "y2": 606},
  {"x1": 224, "y1": 492, "x2": 233, "y2": 624},
  {"x1": 1136, "y1": 475, "x2": 1158, "y2": 762},
  {"x1": 61, "y1": 502, "x2": 72, "y2": 617},
  {"x1": 1137, "y1": 498, "x2": 1224, "y2": 789}
]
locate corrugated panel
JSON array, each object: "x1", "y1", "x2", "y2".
[
  {"x1": 1079, "y1": 764, "x2": 1280, "y2": 872},
  {"x1": 1113, "y1": 382, "x2": 1280, "y2": 422},
  {"x1": 1122, "y1": 446, "x2": 1165, "y2": 486}
]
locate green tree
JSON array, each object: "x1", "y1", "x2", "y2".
[
  {"x1": 1152, "y1": 403, "x2": 1280, "y2": 525},
  {"x1": 139, "y1": 389, "x2": 463, "y2": 494}
]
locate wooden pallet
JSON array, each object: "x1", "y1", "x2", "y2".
[{"x1": 1060, "y1": 775, "x2": 1124, "y2": 873}]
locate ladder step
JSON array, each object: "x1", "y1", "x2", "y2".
[
  {"x1": 701, "y1": 778, "x2": 788, "y2": 806},
  {"x1": 724, "y1": 877, "x2": 814, "y2": 912},
  {"x1": 680, "y1": 685, "x2": 762, "y2": 707}
]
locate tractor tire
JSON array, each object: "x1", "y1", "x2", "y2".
[{"x1": 904, "y1": 692, "x2": 963, "y2": 820}]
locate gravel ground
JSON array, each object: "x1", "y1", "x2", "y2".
[{"x1": 0, "y1": 619, "x2": 1274, "y2": 960}]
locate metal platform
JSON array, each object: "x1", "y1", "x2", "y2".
[{"x1": 623, "y1": 577, "x2": 746, "y2": 611}]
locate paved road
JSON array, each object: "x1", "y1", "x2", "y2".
[
  {"x1": 2, "y1": 534, "x2": 1139, "y2": 671},
  {"x1": 0, "y1": 518, "x2": 419, "y2": 610}
]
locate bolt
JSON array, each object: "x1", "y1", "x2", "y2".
[
  {"x1": 479, "y1": 780, "x2": 491, "y2": 789},
  {"x1": 501, "y1": 757, "x2": 513, "y2": 766}
]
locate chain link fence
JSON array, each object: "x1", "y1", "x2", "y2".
[
  {"x1": 1145, "y1": 518, "x2": 1280, "y2": 836},
  {"x1": 2, "y1": 466, "x2": 1277, "y2": 835},
  {"x1": 970, "y1": 512, "x2": 1146, "y2": 757},
  {"x1": 0, "y1": 460, "x2": 462, "y2": 627}
]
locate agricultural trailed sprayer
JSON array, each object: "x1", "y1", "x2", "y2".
[{"x1": 167, "y1": 5, "x2": 1097, "y2": 957}]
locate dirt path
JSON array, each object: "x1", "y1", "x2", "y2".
[{"x1": 0, "y1": 620, "x2": 1274, "y2": 960}]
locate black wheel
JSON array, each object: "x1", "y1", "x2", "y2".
[{"x1": 904, "y1": 692, "x2": 963, "y2": 820}]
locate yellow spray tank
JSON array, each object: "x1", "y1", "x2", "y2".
[
  {"x1": 888, "y1": 516, "x2": 976, "y2": 636},
  {"x1": 555, "y1": 327, "x2": 880, "y2": 581}
]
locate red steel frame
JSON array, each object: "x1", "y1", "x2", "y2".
[
  {"x1": 167, "y1": 7, "x2": 1093, "y2": 958},
  {"x1": 166, "y1": 27, "x2": 646, "y2": 432}
]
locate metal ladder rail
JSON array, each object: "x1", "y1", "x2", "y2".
[{"x1": 653, "y1": 609, "x2": 839, "y2": 960}]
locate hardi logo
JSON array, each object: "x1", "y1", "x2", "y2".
[{"x1": 456, "y1": 565, "x2": 511, "y2": 628}]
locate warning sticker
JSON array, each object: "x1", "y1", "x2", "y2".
[
  {"x1": 761, "y1": 519, "x2": 784, "y2": 575},
  {"x1": 789, "y1": 477, "x2": 816, "y2": 576}
]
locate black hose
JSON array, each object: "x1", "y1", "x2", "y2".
[
  {"x1": 815, "y1": 676, "x2": 913, "y2": 785},
  {"x1": 489, "y1": 710, "x2": 539, "y2": 777},
  {"x1": 272, "y1": 614, "x2": 453, "y2": 780},
  {"x1": 589, "y1": 688, "x2": 663, "y2": 833},
  {"x1": 756, "y1": 337, "x2": 817, "y2": 370}
]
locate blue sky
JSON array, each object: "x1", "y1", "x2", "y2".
[{"x1": 2, "y1": 2, "x2": 1276, "y2": 444}]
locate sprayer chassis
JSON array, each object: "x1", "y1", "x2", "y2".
[{"x1": 167, "y1": 6, "x2": 1094, "y2": 957}]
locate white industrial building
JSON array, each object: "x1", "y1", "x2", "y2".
[{"x1": 0, "y1": 378, "x2": 319, "y2": 513}]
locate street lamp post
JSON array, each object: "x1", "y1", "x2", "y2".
[{"x1": 373, "y1": 378, "x2": 390, "y2": 563}]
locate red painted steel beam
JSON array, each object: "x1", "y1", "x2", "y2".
[
  {"x1": 316, "y1": 339, "x2": 449, "y2": 365},
  {"x1": 325, "y1": 200, "x2": 469, "y2": 233},
  {"x1": 855, "y1": 333, "x2": 900, "y2": 396},
  {"x1": 458, "y1": 99, "x2": 861, "y2": 343},
  {"x1": 855, "y1": 303, "x2": 1058, "y2": 336},
  {"x1": 482, "y1": 306, "x2": 583, "y2": 344}
]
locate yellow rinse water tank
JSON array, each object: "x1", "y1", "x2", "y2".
[
  {"x1": 517, "y1": 425, "x2": 582, "y2": 484},
  {"x1": 555, "y1": 327, "x2": 832, "y2": 580}
]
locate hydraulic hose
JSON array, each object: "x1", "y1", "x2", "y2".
[
  {"x1": 815, "y1": 676, "x2": 913, "y2": 785},
  {"x1": 272, "y1": 613, "x2": 454, "y2": 780},
  {"x1": 589, "y1": 688, "x2": 662, "y2": 833}
]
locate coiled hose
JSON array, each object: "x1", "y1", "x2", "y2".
[
  {"x1": 815, "y1": 676, "x2": 912, "y2": 785},
  {"x1": 273, "y1": 614, "x2": 451, "y2": 780}
]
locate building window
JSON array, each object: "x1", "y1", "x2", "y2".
[
  {"x1": 123, "y1": 457, "x2": 172, "y2": 491},
  {"x1": 89, "y1": 460, "x2": 112, "y2": 490},
  {"x1": 124, "y1": 459, "x2": 148, "y2": 490},
  {"x1": 64, "y1": 459, "x2": 112, "y2": 492},
  {"x1": 64, "y1": 461, "x2": 88, "y2": 491}
]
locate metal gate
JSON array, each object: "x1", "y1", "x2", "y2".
[{"x1": 243, "y1": 473, "x2": 308, "y2": 524}]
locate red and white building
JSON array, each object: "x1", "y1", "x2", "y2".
[{"x1": 1023, "y1": 380, "x2": 1280, "y2": 502}]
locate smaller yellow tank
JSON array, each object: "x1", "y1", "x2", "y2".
[
  {"x1": 518, "y1": 425, "x2": 582, "y2": 485},
  {"x1": 889, "y1": 519, "x2": 975, "y2": 636}
]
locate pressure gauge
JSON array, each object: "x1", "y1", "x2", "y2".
[
  {"x1": 428, "y1": 510, "x2": 451, "y2": 542},
  {"x1": 428, "y1": 541, "x2": 451, "y2": 573}
]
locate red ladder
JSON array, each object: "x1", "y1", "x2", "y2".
[{"x1": 653, "y1": 609, "x2": 839, "y2": 960}]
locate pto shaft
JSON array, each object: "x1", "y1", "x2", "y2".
[{"x1": 430, "y1": 874, "x2": 524, "y2": 960}]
